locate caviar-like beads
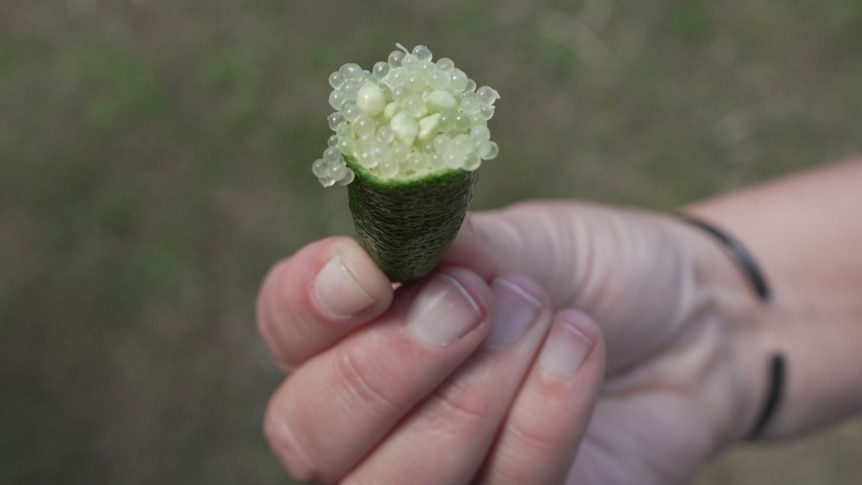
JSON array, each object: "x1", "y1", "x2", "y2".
[{"x1": 313, "y1": 44, "x2": 501, "y2": 186}]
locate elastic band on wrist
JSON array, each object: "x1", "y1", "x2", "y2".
[
  {"x1": 677, "y1": 214, "x2": 770, "y2": 302},
  {"x1": 677, "y1": 214, "x2": 783, "y2": 441}
]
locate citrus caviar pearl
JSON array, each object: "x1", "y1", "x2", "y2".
[{"x1": 314, "y1": 44, "x2": 501, "y2": 186}]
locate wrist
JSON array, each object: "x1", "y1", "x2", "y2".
[{"x1": 667, "y1": 214, "x2": 774, "y2": 446}]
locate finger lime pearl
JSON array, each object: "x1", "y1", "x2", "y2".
[{"x1": 313, "y1": 43, "x2": 501, "y2": 185}]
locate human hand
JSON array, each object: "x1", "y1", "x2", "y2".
[{"x1": 258, "y1": 202, "x2": 756, "y2": 484}]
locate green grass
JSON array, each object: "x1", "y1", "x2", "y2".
[{"x1": 1, "y1": 1, "x2": 861, "y2": 483}]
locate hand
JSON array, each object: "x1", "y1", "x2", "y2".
[{"x1": 258, "y1": 202, "x2": 755, "y2": 484}]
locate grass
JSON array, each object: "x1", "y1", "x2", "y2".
[{"x1": 1, "y1": 0, "x2": 861, "y2": 483}]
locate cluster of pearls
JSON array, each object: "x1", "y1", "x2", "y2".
[{"x1": 313, "y1": 44, "x2": 500, "y2": 187}]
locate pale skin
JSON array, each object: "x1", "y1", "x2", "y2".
[{"x1": 257, "y1": 159, "x2": 862, "y2": 484}]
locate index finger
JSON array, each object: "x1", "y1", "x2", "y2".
[{"x1": 257, "y1": 236, "x2": 394, "y2": 370}]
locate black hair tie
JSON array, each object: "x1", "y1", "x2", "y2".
[{"x1": 677, "y1": 214, "x2": 783, "y2": 441}]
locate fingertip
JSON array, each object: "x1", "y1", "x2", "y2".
[
  {"x1": 539, "y1": 310, "x2": 605, "y2": 379},
  {"x1": 256, "y1": 236, "x2": 394, "y2": 370},
  {"x1": 437, "y1": 266, "x2": 493, "y2": 313},
  {"x1": 316, "y1": 238, "x2": 394, "y2": 319},
  {"x1": 404, "y1": 266, "x2": 494, "y2": 347}
]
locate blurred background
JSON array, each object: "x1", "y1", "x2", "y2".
[{"x1": 2, "y1": 0, "x2": 861, "y2": 483}]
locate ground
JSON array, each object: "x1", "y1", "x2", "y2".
[{"x1": 1, "y1": 0, "x2": 861, "y2": 483}]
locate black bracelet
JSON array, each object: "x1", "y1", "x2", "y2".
[
  {"x1": 746, "y1": 353, "x2": 786, "y2": 440},
  {"x1": 677, "y1": 214, "x2": 784, "y2": 440},
  {"x1": 677, "y1": 214, "x2": 771, "y2": 302}
]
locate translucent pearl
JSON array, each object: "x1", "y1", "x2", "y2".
[
  {"x1": 444, "y1": 151, "x2": 463, "y2": 169},
  {"x1": 463, "y1": 152, "x2": 481, "y2": 171},
  {"x1": 402, "y1": 54, "x2": 419, "y2": 70},
  {"x1": 377, "y1": 125, "x2": 395, "y2": 143},
  {"x1": 412, "y1": 45, "x2": 433, "y2": 61},
  {"x1": 438, "y1": 113, "x2": 454, "y2": 132},
  {"x1": 388, "y1": 50, "x2": 404, "y2": 67},
  {"x1": 341, "y1": 81, "x2": 362, "y2": 100},
  {"x1": 463, "y1": 79, "x2": 477, "y2": 93},
  {"x1": 419, "y1": 60, "x2": 435, "y2": 77},
  {"x1": 449, "y1": 69, "x2": 468, "y2": 92},
  {"x1": 327, "y1": 111, "x2": 344, "y2": 130},
  {"x1": 328, "y1": 91, "x2": 346, "y2": 110},
  {"x1": 336, "y1": 122, "x2": 352, "y2": 140},
  {"x1": 379, "y1": 159, "x2": 399, "y2": 178},
  {"x1": 371, "y1": 140, "x2": 390, "y2": 160},
  {"x1": 480, "y1": 105, "x2": 495, "y2": 120},
  {"x1": 319, "y1": 176, "x2": 336, "y2": 188},
  {"x1": 312, "y1": 159, "x2": 329, "y2": 177},
  {"x1": 338, "y1": 137, "x2": 353, "y2": 156},
  {"x1": 358, "y1": 148, "x2": 377, "y2": 168},
  {"x1": 340, "y1": 63, "x2": 363, "y2": 81},
  {"x1": 327, "y1": 135, "x2": 338, "y2": 147},
  {"x1": 454, "y1": 113, "x2": 470, "y2": 131},
  {"x1": 471, "y1": 125, "x2": 491, "y2": 141},
  {"x1": 433, "y1": 134, "x2": 451, "y2": 153},
  {"x1": 330, "y1": 163, "x2": 347, "y2": 181},
  {"x1": 406, "y1": 72, "x2": 425, "y2": 92},
  {"x1": 392, "y1": 86, "x2": 408, "y2": 100},
  {"x1": 469, "y1": 113, "x2": 485, "y2": 125},
  {"x1": 460, "y1": 95, "x2": 480, "y2": 114},
  {"x1": 481, "y1": 141, "x2": 499, "y2": 160},
  {"x1": 328, "y1": 71, "x2": 345, "y2": 89},
  {"x1": 354, "y1": 115, "x2": 375, "y2": 135},
  {"x1": 342, "y1": 103, "x2": 361, "y2": 122},
  {"x1": 453, "y1": 134, "x2": 472, "y2": 153},
  {"x1": 429, "y1": 70, "x2": 449, "y2": 90},
  {"x1": 389, "y1": 70, "x2": 407, "y2": 87},
  {"x1": 323, "y1": 146, "x2": 342, "y2": 163},
  {"x1": 430, "y1": 153, "x2": 444, "y2": 169},
  {"x1": 477, "y1": 86, "x2": 499, "y2": 105},
  {"x1": 373, "y1": 61, "x2": 390, "y2": 79},
  {"x1": 410, "y1": 154, "x2": 429, "y2": 172},
  {"x1": 436, "y1": 58, "x2": 454, "y2": 72},
  {"x1": 337, "y1": 168, "x2": 355, "y2": 185}
]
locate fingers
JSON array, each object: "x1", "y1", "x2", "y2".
[
  {"x1": 264, "y1": 267, "x2": 493, "y2": 484},
  {"x1": 256, "y1": 236, "x2": 393, "y2": 370},
  {"x1": 478, "y1": 310, "x2": 605, "y2": 485},
  {"x1": 343, "y1": 275, "x2": 553, "y2": 484}
]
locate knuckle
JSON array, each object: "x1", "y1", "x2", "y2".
[
  {"x1": 332, "y1": 348, "x2": 401, "y2": 419},
  {"x1": 425, "y1": 379, "x2": 491, "y2": 436},
  {"x1": 506, "y1": 412, "x2": 570, "y2": 458},
  {"x1": 263, "y1": 401, "x2": 323, "y2": 483}
]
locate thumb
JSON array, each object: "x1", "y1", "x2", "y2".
[{"x1": 441, "y1": 203, "x2": 594, "y2": 307}]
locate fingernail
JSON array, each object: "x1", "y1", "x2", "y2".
[
  {"x1": 407, "y1": 273, "x2": 483, "y2": 346},
  {"x1": 485, "y1": 278, "x2": 543, "y2": 347},
  {"x1": 313, "y1": 256, "x2": 374, "y2": 318},
  {"x1": 539, "y1": 310, "x2": 596, "y2": 377}
]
